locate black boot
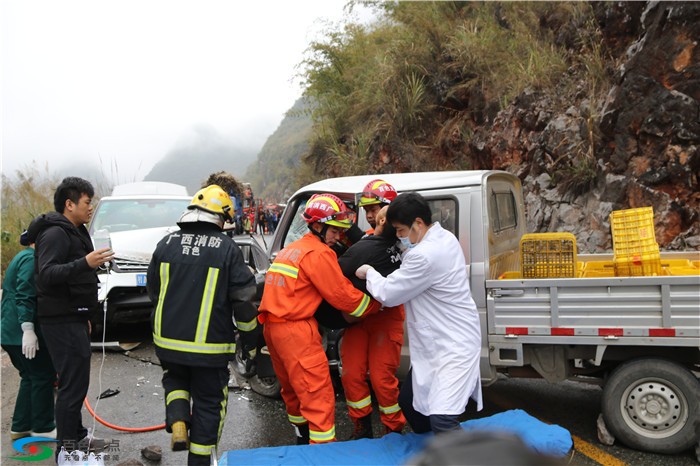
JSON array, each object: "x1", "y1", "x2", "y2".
[
  {"x1": 382, "y1": 424, "x2": 403, "y2": 436},
  {"x1": 295, "y1": 423, "x2": 310, "y2": 445},
  {"x1": 348, "y1": 415, "x2": 373, "y2": 440}
]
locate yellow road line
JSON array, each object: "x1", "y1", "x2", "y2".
[
  {"x1": 572, "y1": 434, "x2": 628, "y2": 466},
  {"x1": 485, "y1": 389, "x2": 628, "y2": 466}
]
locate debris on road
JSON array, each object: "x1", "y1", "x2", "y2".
[{"x1": 141, "y1": 445, "x2": 162, "y2": 462}]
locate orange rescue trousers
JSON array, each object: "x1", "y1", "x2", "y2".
[
  {"x1": 340, "y1": 307, "x2": 406, "y2": 432},
  {"x1": 264, "y1": 319, "x2": 337, "y2": 443}
]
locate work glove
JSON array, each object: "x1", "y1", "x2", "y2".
[
  {"x1": 21, "y1": 322, "x2": 39, "y2": 360},
  {"x1": 355, "y1": 264, "x2": 374, "y2": 280},
  {"x1": 243, "y1": 346, "x2": 257, "y2": 376},
  {"x1": 241, "y1": 345, "x2": 258, "y2": 378}
]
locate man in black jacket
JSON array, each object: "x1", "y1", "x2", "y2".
[
  {"x1": 147, "y1": 185, "x2": 259, "y2": 466},
  {"x1": 315, "y1": 207, "x2": 406, "y2": 438},
  {"x1": 27, "y1": 176, "x2": 113, "y2": 457}
]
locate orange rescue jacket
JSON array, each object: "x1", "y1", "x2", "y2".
[{"x1": 259, "y1": 233, "x2": 380, "y2": 322}]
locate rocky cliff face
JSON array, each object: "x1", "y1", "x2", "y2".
[{"x1": 462, "y1": 2, "x2": 699, "y2": 252}]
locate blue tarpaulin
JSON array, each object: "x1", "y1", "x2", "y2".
[{"x1": 219, "y1": 409, "x2": 573, "y2": 465}]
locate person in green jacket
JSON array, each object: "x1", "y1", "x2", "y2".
[{"x1": 1, "y1": 231, "x2": 56, "y2": 440}]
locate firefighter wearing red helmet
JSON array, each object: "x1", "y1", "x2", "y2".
[
  {"x1": 258, "y1": 193, "x2": 381, "y2": 445},
  {"x1": 358, "y1": 179, "x2": 398, "y2": 234},
  {"x1": 341, "y1": 179, "x2": 406, "y2": 439}
]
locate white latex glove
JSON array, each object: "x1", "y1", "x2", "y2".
[
  {"x1": 21, "y1": 322, "x2": 39, "y2": 360},
  {"x1": 355, "y1": 264, "x2": 374, "y2": 280}
]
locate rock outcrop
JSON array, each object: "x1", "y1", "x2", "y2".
[{"x1": 467, "y1": 1, "x2": 699, "y2": 252}]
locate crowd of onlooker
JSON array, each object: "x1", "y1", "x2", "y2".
[{"x1": 234, "y1": 207, "x2": 280, "y2": 235}]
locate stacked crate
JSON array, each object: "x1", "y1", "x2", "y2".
[
  {"x1": 609, "y1": 207, "x2": 661, "y2": 276},
  {"x1": 520, "y1": 232, "x2": 578, "y2": 278}
]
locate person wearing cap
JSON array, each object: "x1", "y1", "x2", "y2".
[
  {"x1": 258, "y1": 193, "x2": 381, "y2": 445},
  {"x1": 147, "y1": 185, "x2": 259, "y2": 465},
  {"x1": 1, "y1": 231, "x2": 57, "y2": 441}
]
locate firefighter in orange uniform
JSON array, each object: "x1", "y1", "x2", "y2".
[
  {"x1": 341, "y1": 180, "x2": 406, "y2": 439},
  {"x1": 358, "y1": 179, "x2": 397, "y2": 235},
  {"x1": 258, "y1": 193, "x2": 381, "y2": 445}
]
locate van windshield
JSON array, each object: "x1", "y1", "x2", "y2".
[
  {"x1": 281, "y1": 195, "x2": 457, "y2": 248},
  {"x1": 89, "y1": 199, "x2": 190, "y2": 234}
]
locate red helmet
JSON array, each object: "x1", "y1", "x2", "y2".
[
  {"x1": 302, "y1": 193, "x2": 355, "y2": 228},
  {"x1": 358, "y1": 179, "x2": 397, "y2": 207}
]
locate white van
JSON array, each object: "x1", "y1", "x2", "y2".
[{"x1": 88, "y1": 182, "x2": 190, "y2": 335}]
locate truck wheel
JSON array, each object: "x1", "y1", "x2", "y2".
[
  {"x1": 249, "y1": 375, "x2": 281, "y2": 399},
  {"x1": 602, "y1": 358, "x2": 700, "y2": 454}
]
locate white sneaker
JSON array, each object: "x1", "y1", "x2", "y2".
[{"x1": 31, "y1": 428, "x2": 57, "y2": 439}]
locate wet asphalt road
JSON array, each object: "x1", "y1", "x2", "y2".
[
  {"x1": 1, "y1": 340, "x2": 355, "y2": 466},
  {"x1": 2, "y1": 235, "x2": 698, "y2": 465},
  {"x1": 3, "y1": 337, "x2": 698, "y2": 466}
]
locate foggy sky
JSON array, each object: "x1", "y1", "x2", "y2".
[{"x1": 1, "y1": 0, "x2": 368, "y2": 182}]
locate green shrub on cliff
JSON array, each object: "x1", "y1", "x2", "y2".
[{"x1": 298, "y1": 1, "x2": 603, "y2": 178}]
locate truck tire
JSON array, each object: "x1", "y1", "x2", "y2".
[
  {"x1": 249, "y1": 375, "x2": 281, "y2": 399},
  {"x1": 601, "y1": 358, "x2": 700, "y2": 454}
]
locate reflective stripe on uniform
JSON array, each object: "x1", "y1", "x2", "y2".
[
  {"x1": 237, "y1": 317, "x2": 258, "y2": 332},
  {"x1": 379, "y1": 403, "x2": 401, "y2": 415},
  {"x1": 217, "y1": 385, "x2": 228, "y2": 441},
  {"x1": 269, "y1": 263, "x2": 299, "y2": 279},
  {"x1": 288, "y1": 414, "x2": 307, "y2": 425},
  {"x1": 195, "y1": 267, "x2": 220, "y2": 343},
  {"x1": 189, "y1": 442, "x2": 214, "y2": 456},
  {"x1": 309, "y1": 426, "x2": 335, "y2": 443},
  {"x1": 153, "y1": 263, "x2": 170, "y2": 335},
  {"x1": 349, "y1": 294, "x2": 371, "y2": 317},
  {"x1": 153, "y1": 334, "x2": 235, "y2": 354},
  {"x1": 166, "y1": 390, "x2": 190, "y2": 405},
  {"x1": 346, "y1": 395, "x2": 372, "y2": 410}
]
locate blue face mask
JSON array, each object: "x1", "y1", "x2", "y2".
[
  {"x1": 398, "y1": 235, "x2": 414, "y2": 250},
  {"x1": 398, "y1": 222, "x2": 418, "y2": 250}
]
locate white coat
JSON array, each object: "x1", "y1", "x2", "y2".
[{"x1": 365, "y1": 222, "x2": 483, "y2": 416}]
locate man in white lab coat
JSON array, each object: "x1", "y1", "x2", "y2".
[{"x1": 356, "y1": 192, "x2": 482, "y2": 434}]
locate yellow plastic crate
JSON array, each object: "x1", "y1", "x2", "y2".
[
  {"x1": 660, "y1": 259, "x2": 694, "y2": 268},
  {"x1": 581, "y1": 268, "x2": 615, "y2": 278},
  {"x1": 609, "y1": 207, "x2": 661, "y2": 276},
  {"x1": 659, "y1": 259, "x2": 699, "y2": 276},
  {"x1": 497, "y1": 271, "x2": 522, "y2": 280},
  {"x1": 579, "y1": 260, "x2": 615, "y2": 278},
  {"x1": 613, "y1": 250, "x2": 661, "y2": 276},
  {"x1": 520, "y1": 232, "x2": 577, "y2": 278}
]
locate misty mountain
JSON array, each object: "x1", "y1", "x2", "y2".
[
  {"x1": 245, "y1": 98, "x2": 313, "y2": 202},
  {"x1": 144, "y1": 125, "x2": 257, "y2": 195}
]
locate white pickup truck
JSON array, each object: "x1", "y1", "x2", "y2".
[{"x1": 267, "y1": 170, "x2": 700, "y2": 455}]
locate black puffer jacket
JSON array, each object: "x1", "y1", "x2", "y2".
[
  {"x1": 27, "y1": 212, "x2": 98, "y2": 323},
  {"x1": 315, "y1": 234, "x2": 402, "y2": 329}
]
